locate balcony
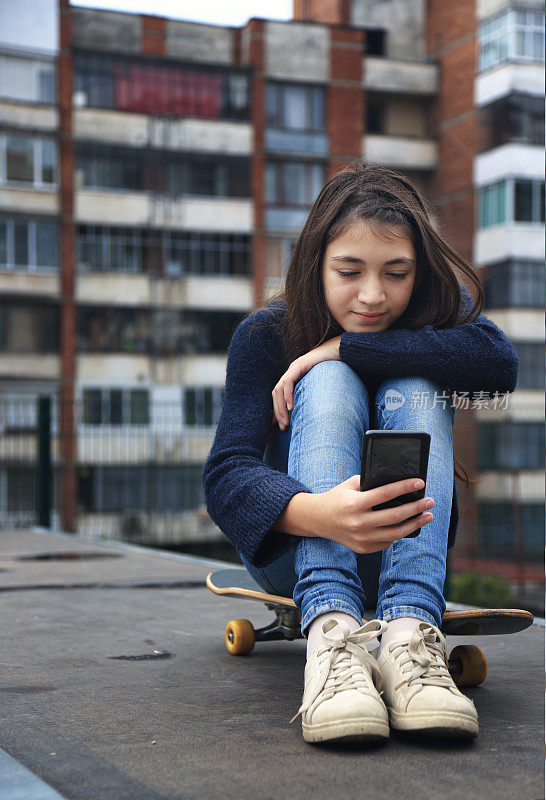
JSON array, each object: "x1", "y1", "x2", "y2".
[
  {"x1": 363, "y1": 57, "x2": 438, "y2": 96},
  {"x1": 362, "y1": 134, "x2": 437, "y2": 170}
]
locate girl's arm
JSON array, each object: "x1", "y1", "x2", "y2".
[
  {"x1": 202, "y1": 311, "x2": 310, "y2": 568},
  {"x1": 339, "y1": 283, "x2": 519, "y2": 394}
]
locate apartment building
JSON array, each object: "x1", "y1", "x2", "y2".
[{"x1": 0, "y1": 0, "x2": 543, "y2": 580}]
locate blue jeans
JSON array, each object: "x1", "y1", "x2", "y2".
[{"x1": 238, "y1": 361, "x2": 455, "y2": 639}]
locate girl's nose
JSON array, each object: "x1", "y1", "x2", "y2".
[{"x1": 357, "y1": 283, "x2": 386, "y2": 305}]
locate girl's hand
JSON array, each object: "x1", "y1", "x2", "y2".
[
  {"x1": 314, "y1": 475, "x2": 435, "y2": 554},
  {"x1": 271, "y1": 336, "x2": 342, "y2": 430}
]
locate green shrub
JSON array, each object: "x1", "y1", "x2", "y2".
[{"x1": 448, "y1": 570, "x2": 513, "y2": 608}]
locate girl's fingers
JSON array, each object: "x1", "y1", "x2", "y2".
[{"x1": 375, "y1": 512, "x2": 433, "y2": 544}]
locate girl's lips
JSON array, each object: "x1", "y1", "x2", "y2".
[{"x1": 353, "y1": 311, "x2": 386, "y2": 320}]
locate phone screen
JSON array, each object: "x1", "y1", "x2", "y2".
[{"x1": 366, "y1": 436, "x2": 422, "y2": 487}]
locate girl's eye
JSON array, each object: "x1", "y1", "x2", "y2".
[{"x1": 337, "y1": 272, "x2": 408, "y2": 280}]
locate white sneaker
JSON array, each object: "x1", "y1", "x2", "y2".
[
  {"x1": 377, "y1": 621, "x2": 479, "y2": 738},
  {"x1": 290, "y1": 618, "x2": 389, "y2": 743}
]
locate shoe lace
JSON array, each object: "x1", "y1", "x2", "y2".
[
  {"x1": 289, "y1": 618, "x2": 388, "y2": 725},
  {"x1": 390, "y1": 622, "x2": 455, "y2": 693}
]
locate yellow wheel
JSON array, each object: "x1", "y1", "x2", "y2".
[
  {"x1": 225, "y1": 619, "x2": 255, "y2": 655},
  {"x1": 448, "y1": 645, "x2": 487, "y2": 687}
]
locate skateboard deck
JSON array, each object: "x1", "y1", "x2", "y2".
[{"x1": 206, "y1": 568, "x2": 534, "y2": 686}]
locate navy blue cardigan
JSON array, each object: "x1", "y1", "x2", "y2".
[{"x1": 202, "y1": 284, "x2": 518, "y2": 568}]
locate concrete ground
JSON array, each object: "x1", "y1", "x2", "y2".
[{"x1": 0, "y1": 528, "x2": 544, "y2": 800}]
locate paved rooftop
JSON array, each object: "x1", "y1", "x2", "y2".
[{"x1": 0, "y1": 528, "x2": 544, "y2": 800}]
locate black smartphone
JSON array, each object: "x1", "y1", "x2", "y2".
[{"x1": 360, "y1": 430, "x2": 431, "y2": 538}]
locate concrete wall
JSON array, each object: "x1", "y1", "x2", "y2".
[
  {"x1": 265, "y1": 21, "x2": 329, "y2": 82},
  {"x1": 71, "y1": 8, "x2": 141, "y2": 54},
  {"x1": 477, "y1": 0, "x2": 543, "y2": 19},
  {"x1": 351, "y1": 0, "x2": 427, "y2": 60},
  {"x1": 166, "y1": 20, "x2": 233, "y2": 64}
]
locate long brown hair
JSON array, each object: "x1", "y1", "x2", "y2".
[{"x1": 247, "y1": 162, "x2": 482, "y2": 487}]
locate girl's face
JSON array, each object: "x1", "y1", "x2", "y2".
[{"x1": 321, "y1": 220, "x2": 417, "y2": 332}]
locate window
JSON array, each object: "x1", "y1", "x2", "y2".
[
  {"x1": 366, "y1": 96, "x2": 386, "y2": 134},
  {"x1": 80, "y1": 464, "x2": 203, "y2": 512},
  {"x1": 0, "y1": 304, "x2": 58, "y2": 352},
  {"x1": 82, "y1": 388, "x2": 150, "y2": 425},
  {"x1": 77, "y1": 226, "x2": 142, "y2": 272},
  {"x1": 75, "y1": 144, "x2": 141, "y2": 191},
  {"x1": 478, "y1": 422, "x2": 543, "y2": 469},
  {"x1": 478, "y1": 180, "x2": 545, "y2": 228},
  {"x1": 513, "y1": 342, "x2": 544, "y2": 390},
  {"x1": 78, "y1": 306, "x2": 244, "y2": 355},
  {"x1": 484, "y1": 261, "x2": 545, "y2": 308},
  {"x1": 514, "y1": 180, "x2": 544, "y2": 223},
  {"x1": 365, "y1": 29, "x2": 387, "y2": 56},
  {"x1": 168, "y1": 157, "x2": 249, "y2": 198},
  {"x1": 266, "y1": 83, "x2": 326, "y2": 132},
  {"x1": 479, "y1": 93, "x2": 544, "y2": 150},
  {"x1": 164, "y1": 231, "x2": 251, "y2": 276},
  {"x1": 0, "y1": 218, "x2": 58, "y2": 271},
  {"x1": 0, "y1": 55, "x2": 56, "y2": 104},
  {"x1": 266, "y1": 161, "x2": 325, "y2": 207},
  {"x1": 74, "y1": 51, "x2": 250, "y2": 121},
  {"x1": 6, "y1": 136, "x2": 33, "y2": 182},
  {"x1": 183, "y1": 387, "x2": 225, "y2": 427},
  {"x1": 2, "y1": 135, "x2": 57, "y2": 187},
  {"x1": 479, "y1": 8, "x2": 545, "y2": 72},
  {"x1": 75, "y1": 145, "x2": 249, "y2": 197},
  {"x1": 478, "y1": 503, "x2": 544, "y2": 554},
  {"x1": 478, "y1": 181, "x2": 508, "y2": 228}
]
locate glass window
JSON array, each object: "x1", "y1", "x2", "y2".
[
  {"x1": 479, "y1": 94, "x2": 545, "y2": 150},
  {"x1": 514, "y1": 180, "x2": 545, "y2": 223},
  {"x1": 74, "y1": 52, "x2": 250, "y2": 121},
  {"x1": 0, "y1": 56, "x2": 35, "y2": 101},
  {"x1": 478, "y1": 503, "x2": 544, "y2": 554},
  {"x1": 38, "y1": 67, "x2": 56, "y2": 103},
  {"x1": 40, "y1": 140, "x2": 57, "y2": 184},
  {"x1": 83, "y1": 389, "x2": 102, "y2": 424},
  {"x1": 36, "y1": 222, "x2": 58, "y2": 269},
  {"x1": 0, "y1": 221, "x2": 6, "y2": 265},
  {"x1": 266, "y1": 82, "x2": 326, "y2": 132},
  {"x1": 130, "y1": 390, "x2": 149, "y2": 424},
  {"x1": 485, "y1": 261, "x2": 545, "y2": 309},
  {"x1": 6, "y1": 307, "x2": 35, "y2": 350},
  {"x1": 13, "y1": 223, "x2": 28, "y2": 266},
  {"x1": 478, "y1": 422, "x2": 543, "y2": 469},
  {"x1": 109, "y1": 390, "x2": 123, "y2": 425},
  {"x1": 479, "y1": 8, "x2": 545, "y2": 71},
  {"x1": 6, "y1": 136, "x2": 34, "y2": 182},
  {"x1": 514, "y1": 180, "x2": 533, "y2": 221},
  {"x1": 267, "y1": 161, "x2": 326, "y2": 206},
  {"x1": 478, "y1": 181, "x2": 510, "y2": 228},
  {"x1": 514, "y1": 342, "x2": 544, "y2": 390}
]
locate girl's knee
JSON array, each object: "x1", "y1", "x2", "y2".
[
  {"x1": 377, "y1": 376, "x2": 454, "y2": 418},
  {"x1": 293, "y1": 361, "x2": 370, "y2": 420},
  {"x1": 295, "y1": 360, "x2": 365, "y2": 399}
]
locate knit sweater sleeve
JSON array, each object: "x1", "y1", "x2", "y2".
[
  {"x1": 202, "y1": 311, "x2": 310, "y2": 568},
  {"x1": 338, "y1": 283, "x2": 519, "y2": 394}
]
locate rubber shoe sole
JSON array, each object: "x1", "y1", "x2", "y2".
[
  {"x1": 302, "y1": 716, "x2": 390, "y2": 743},
  {"x1": 388, "y1": 708, "x2": 478, "y2": 738}
]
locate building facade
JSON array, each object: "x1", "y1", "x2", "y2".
[{"x1": 0, "y1": 0, "x2": 543, "y2": 589}]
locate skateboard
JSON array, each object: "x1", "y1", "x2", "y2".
[{"x1": 206, "y1": 568, "x2": 534, "y2": 687}]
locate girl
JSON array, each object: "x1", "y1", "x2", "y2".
[{"x1": 202, "y1": 162, "x2": 518, "y2": 745}]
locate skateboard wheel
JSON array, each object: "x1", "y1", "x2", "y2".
[
  {"x1": 448, "y1": 645, "x2": 487, "y2": 687},
  {"x1": 225, "y1": 619, "x2": 255, "y2": 655}
]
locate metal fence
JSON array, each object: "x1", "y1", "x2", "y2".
[{"x1": 0, "y1": 394, "x2": 543, "y2": 615}]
